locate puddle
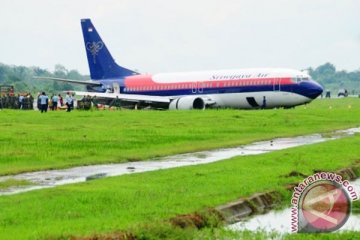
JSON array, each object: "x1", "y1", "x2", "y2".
[
  {"x1": 0, "y1": 127, "x2": 359, "y2": 196},
  {"x1": 228, "y1": 179, "x2": 360, "y2": 233}
]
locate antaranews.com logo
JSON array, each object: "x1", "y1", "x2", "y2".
[{"x1": 291, "y1": 172, "x2": 358, "y2": 233}]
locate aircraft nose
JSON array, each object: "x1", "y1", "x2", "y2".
[{"x1": 306, "y1": 81, "x2": 323, "y2": 99}]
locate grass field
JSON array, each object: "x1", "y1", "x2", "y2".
[
  {"x1": 0, "y1": 131, "x2": 359, "y2": 239},
  {"x1": 0, "y1": 98, "x2": 360, "y2": 239},
  {"x1": 0, "y1": 98, "x2": 359, "y2": 176}
]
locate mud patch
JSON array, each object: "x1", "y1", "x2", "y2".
[
  {"x1": 170, "y1": 209, "x2": 223, "y2": 229},
  {"x1": 170, "y1": 213, "x2": 206, "y2": 229},
  {"x1": 340, "y1": 161, "x2": 360, "y2": 179},
  {"x1": 283, "y1": 171, "x2": 307, "y2": 178}
]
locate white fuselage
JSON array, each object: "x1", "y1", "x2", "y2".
[{"x1": 120, "y1": 68, "x2": 323, "y2": 109}]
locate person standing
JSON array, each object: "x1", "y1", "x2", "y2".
[
  {"x1": 52, "y1": 94, "x2": 59, "y2": 110},
  {"x1": 18, "y1": 94, "x2": 24, "y2": 109},
  {"x1": 65, "y1": 92, "x2": 73, "y2": 112},
  {"x1": 262, "y1": 96, "x2": 267, "y2": 109},
  {"x1": 9, "y1": 86, "x2": 14, "y2": 96},
  {"x1": 58, "y1": 94, "x2": 63, "y2": 107},
  {"x1": 39, "y1": 92, "x2": 48, "y2": 113},
  {"x1": 48, "y1": 96, "x2": 53, "y2": 110},
  {"x1": 71, "y1": 93, "x2": 75, "y2": 109},
  {"x1": 37, "y1": 92, "x2": 41, "y2": 110},
  {"x1": 27, "y1": 93, "x2": 34, "y2": 110}
]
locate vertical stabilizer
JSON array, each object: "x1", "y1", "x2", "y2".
[{"x1": 81, "y1": 19, "x2": 138, "y2": 80}]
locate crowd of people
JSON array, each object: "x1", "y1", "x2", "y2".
[
  {"x1": 37, "y1": 92, "x2": 74, "y2": 113},
  {"x1": 0, "y1": 93, "x2": 34, "y2": 110},
  {"x1": 1, "y1": 89, "x2": 120, "y2": 112}
]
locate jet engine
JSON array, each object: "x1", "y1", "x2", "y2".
[{"x1": 169, "y1": 96, "x2": 205, "y2": 110}]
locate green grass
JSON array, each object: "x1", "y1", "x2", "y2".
[
  {"x1": 0, "y1": 133, "x2": 359, "y2": 239},
  {"x1": 0, "y1": 98, "x2": 359, "y2": 239},
  {"x1": 0, "y1": 98, "x2": 359, "y2": 176},
  {"x1": 0, "y1": 179, "x2": 32, "y2": 190}
]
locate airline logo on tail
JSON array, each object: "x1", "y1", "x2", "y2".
[{"x1": 86, "y1": 41, "x2": 104, "y2": 64}]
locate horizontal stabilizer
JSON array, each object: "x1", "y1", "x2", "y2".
[{"x1": 33, "y1": 76, "x2": 102, "y2": 86}]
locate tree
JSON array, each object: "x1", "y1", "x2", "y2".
[
  {"x1": 309, "y1": 62, "x2": 360, "y2": 94},
  {"x1": 67, "y1": 69, "x2": 84, "y2": 80},
  {"x1": 315, "y1": 62, "x2": 336, "y2": 76},
  {"x1": 14, "y1": 81, "x2": 29, "y2": 92},
  {"x1": 0, "y1": 66, "x2": 6, "y2": 83},
  {"x1": 54, "y1": 64, "x2": 68, "y2": 78}
]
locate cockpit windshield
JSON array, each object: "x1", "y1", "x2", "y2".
[{"x1": 294, "y1": 76, "x2": 310, "y2": 83}]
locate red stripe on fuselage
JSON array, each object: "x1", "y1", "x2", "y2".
[{"x1": 124, "y1": 75, "x2": 294, "y2": 89}]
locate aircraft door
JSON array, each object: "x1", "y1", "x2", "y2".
[
  {"x1": 113, "y1": 82, "x2": 120, "y2": 93},
  {"x1": 191, "y1": 82, "x2": 204, "y2": 94},
  {"x1": 192, "y1": 82, "x2": 197, "y2": 94},
  {"x1": 198, "y1": 82, "x2": 203, "y2": 93},
  {"x1": 273, "y1": 78, "x2": 281, "y2": 91}
]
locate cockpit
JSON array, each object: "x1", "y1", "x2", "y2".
[
  {"x1": 293, "y1": 76, "x2": 311, "y2": 83},
  {"x1": 291, "y1": 74, "x2": 323, "y2": 99}
]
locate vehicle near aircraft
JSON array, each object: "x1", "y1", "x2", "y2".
[
  {"x1": 36, "y1": 19, "x2": 323, "y2": 110},
  {"x1": 337, "y1": 89, "x2": 348, "y2": 97}
]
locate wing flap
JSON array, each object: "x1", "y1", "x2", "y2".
[{"x1": 72, "y1": 91, "x2": 171, "y2": 104}]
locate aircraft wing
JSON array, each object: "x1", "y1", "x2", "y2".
[
  {"x1": 34, "y1": 77, "x2": 102, "y2": 86},
  {"x1": 72, "y1": 91, "x2": 171, "y2": 109}
]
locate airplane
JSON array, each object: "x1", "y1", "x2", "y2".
[{"x1": 36, "y1": 18, "x2": 323, "y2": 110}]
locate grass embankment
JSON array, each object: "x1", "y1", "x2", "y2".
[
  {"x1": 0, "y1": 179, "x2": 32, "y2": 190},
  {"x1": 0, "y1": 134, "x2": 359, "y2": 239},
  {"x1": 0, "y1": 98, "x2": 359, "y2": 176}
]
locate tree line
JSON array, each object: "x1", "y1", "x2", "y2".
[
  {"x1": 0, "y1": 63, "x2": 87, "y2": 94},
  {"x1": 0, "y1": 62, "x2": 359, "y2": 94},
  {"x1": 308, "y1": 63, "x2": 360, "y2": 95}
]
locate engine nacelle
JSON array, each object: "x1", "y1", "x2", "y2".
[{"x1": 169, "y1": 96, "x2": 205, "y2": 110}]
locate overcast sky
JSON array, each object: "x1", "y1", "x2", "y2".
[{"x1": 1, "y1": 0, "x2": 359, "y2": 75}]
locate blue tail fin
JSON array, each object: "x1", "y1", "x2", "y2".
[{"x1": 81, "y1": 19, "x2": 138, "y2": 80}]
